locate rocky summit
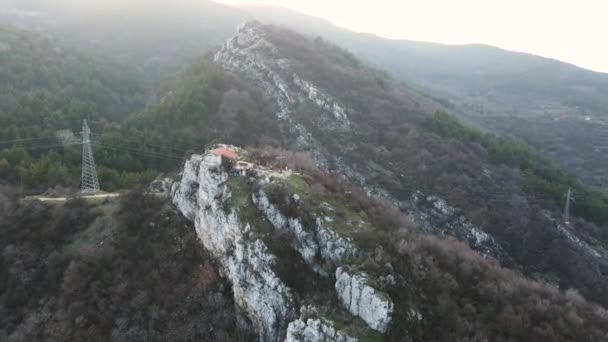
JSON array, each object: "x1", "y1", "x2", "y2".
[{"x1": 171, "y1": 150, "x2": 394, "y2": 341}]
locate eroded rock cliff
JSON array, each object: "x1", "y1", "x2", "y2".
[
  {"x1": 213, "y1": 21, "x2": 508, "y2": 263},
  {"x1": 172, "y1": 153, "x2": 392, "y2": 340},
  {"x1": 172, "y1": 154, "x2": 296, "y2": 341}
]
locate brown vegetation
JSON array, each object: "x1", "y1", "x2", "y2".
[
  {"x1": 0, "y1": 188, "x2": 250, "y2": 341},
  {"x1": 255, "y1": 25, "x2": 608, "y2": 310},
  {"x1": 264, "y1": 169, "x2": 608, "y2": 341}
]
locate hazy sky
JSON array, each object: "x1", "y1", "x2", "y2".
[{"x1": 215, "y1": 0, "x2": 608, "y2": 73}]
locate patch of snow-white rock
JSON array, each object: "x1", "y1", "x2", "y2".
[
  {"x1": 214, "y1": 21, "x2": 349, "y2": 166},
  {"x1": 214, "y1": 22, "x2": 350, "y2": 126},
  {"x1": 410, "y1": 191, "x2": 504, "y2": 258},
  {"x1": 292, "y1": 74, "x2": 349, "y2": 124},
  {"x1": 172, "y1": 154, "x2": 296, "y2": 341},
  {"x1": 253, "y1": 188, "x2": 359, "y2": 276},
  {"x1": 286, "y1": 318, "x2": 357, "y2": 342},
  {"x1": 335, "y1": 267, "x2": 394, "y2": 333}
]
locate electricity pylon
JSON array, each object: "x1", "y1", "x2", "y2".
[
  {"x1": 81, "y1": 120, "x2": 100, "y2": 193},
  {"x1": 563, "y1": 188, "x2": 573, "y2": 225}
]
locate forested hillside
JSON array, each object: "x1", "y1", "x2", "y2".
[
  {"x1": 0, "y1": 23, "x2": 285, "y2": 192},
  {"x1": 6, "y1": 1, "x2": 608, "y2": 195},
  {"x1": 0, "y1": 26, "x2": 147, "y2": 191},
  {"x1": 1, "y1": 6, "x2": 608, "y2": 341},
  {"x1": 0, "y1": 0, "x2": 246, "y2": 80},
  {"x1": 208, "y1": 22, "x2": 608, "y2": 312},
  {"x1": 241, "y1": 5, "x2": 608, "y2": 194},
  {"x1": 0, "y1": 187, "x2": 247, "y2": 341}
]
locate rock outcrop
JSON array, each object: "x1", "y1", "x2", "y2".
[
  {"x1": 214, "y1": 21, "x2": 349, "y2": 166},
  {"x1": 253, "y1": 188, "x2": 359, "y2": 276},
  {"x1": 335, "y1": 267, "x2": 394, "y2": 333},
  {"x1": 172, "y1": 154, "x2": 296, "y2": 341},
  {"x1": 286, "y1": 318, "x2": 357, "y2": 342},
  {"x1": 409, "y1": 191, "x2": 505, "y2": 258},
  {"x1": 172, "y1": 153, "x2": 389, "y2": 340},
  {"x1": 214, "y1": 21, "x2": 506, "y2": 264},
  {"x1": 172, "y1": 152, "x2": 399, "y2": 339}
]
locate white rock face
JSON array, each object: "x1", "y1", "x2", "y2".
[
  {"x1": 253, "y1": 189, "x2": 359, "y2": 276},
  {"x1": 286, "y1": 318, "x2": 357, "y2": 342},
  {"x1": 292, "y1": 74, "x2": 349, "y2": 123},
  {"x1": 214, "y1": 22, "x2": 349, "y2": 126},
  {"x1": 315, "y1": 218, "x2": 360, "y2": 266},
  {"x1": 214, "y1": 21, "x2": 350, "y2": 166},
  {"x1": 214, "y1": 21, "x2": 504, "y2": 267},
  {"x1": 335, "y1": 267, "x2": 394, "y2": 333},
  {"x1": 172, "y1": 154, "x2": 296, "y2": 341},
  {"x1": 410, "y1": 191, "x2": 504, "y2": 258}
]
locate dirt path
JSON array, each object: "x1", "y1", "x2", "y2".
[{"x1": 27, "y1": 193, "x2": 121, "y2": 202}]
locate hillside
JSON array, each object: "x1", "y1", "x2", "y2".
[
  {"x1": 7, "y1": 0, "x2": 607, "y2": 194},
  {"x1": 0, "y1": 186, "x2": 248, "y2": 341},
  {"x1": 0, "y1": 26, "x2": 148, "y2": 191},
  {"x1": 0, "y1": 26, "x2": 144, "y2": 118},
  {"x1": 2, "y1": 16, "x2": 608, "y2": 341},
  {"x1": 241, "y1": 5, "x2": 608, "y2": 193},
  {"x1": 73, "y1": 21, "x2": 608, "y2": 312},
  {"x1": 241, "y1": 4, "x2": 608, "y2": 114},
  {"x1": 2, "y1": 17, "x2": 607, "y2": 310},
  {"x1": 207, "y1": 22, "x2": 608, "y2": 311},
  {"x1": 4, "y1": 146, "x2": 608, "y2": 340},
  {"x1": 167, "y1": 148, "x2": 608, "y2": 341},
  {"x1": 0, "y1": 0, "x2": 247, "y2": 80}
]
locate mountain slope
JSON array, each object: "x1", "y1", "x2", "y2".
[
  {"x1": 6, "y1": 1, "x2": 607, "y2": 196},
  {"x1": 209, "y1": 22, "x2": 608, "y2": 310},
  {"x1": 3, "y1": 13, "x2": 607, "y2": 311},
  {"x1": 0, "y1": 0, "x2": 248, "y2": 79},
  {"x1": 0, "y1": 26, "x2": 147, "y2": 190},
  {"x1": 2, "y1": 13, "x2": 608, "y2": 341},
  {"x1": 0, "y1": 187, "x2": 248, "y2": 341},
  {"x1": 242, "y1": 4, "x2": 608, "y2": 112},
  {"x1": 241, "y1": 5, "x2": 608, "y2": 193},
  {"x1": 171, "y1": 148, "x2": 608, "y2": 341}
]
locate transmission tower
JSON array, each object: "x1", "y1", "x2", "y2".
[
  {"x1": 81, "y1": 120, "x2": 100, "y2": 193},
  {"x1": 563, "y1": 188, "x2": 573, "y2": 225}
]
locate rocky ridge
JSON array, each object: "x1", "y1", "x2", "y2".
[
  {"x1": 253, "y1": 187, "x2": 360, "y2": 276},
  {"x1": 214, "y1": 21, "x2": 507, "y2": 260},
  {"x1": 409, "y1": 191, "x2": 506, "y2": 258},
  {"x1": 172, "y1": 154, "x2": 296, "y2": 341},
  {"x1": 214, "y1": 21, "x2": 348, "y2": 166},
  {"x1": 194, "y1": 21, "x2": 608, "y2": 340},
  {"x1": 172, "y1": 153, "x2": 393, "y2": 340}
]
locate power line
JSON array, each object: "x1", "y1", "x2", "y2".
[
  {"x1": 0, "y1": 136, "x2": 59, "y2": 145},
  {"x1": 92, "y1": 142, "x2": 184, "y2": 161},
  {"x1": 93, "y1": 141, "x2": 183, "y2": 159},
  {"x1": 98, "y1": 127, "x2": 204, "y2": 151},
  {"x1": 89, "y1": 132, "x2": 197, "y2": 155},
  {"x1": 94, "y1": 146, "x2": 183, "y2": 162},
  {"x1": 1, "y1": 142, "x2": 81, "y2": 152}
]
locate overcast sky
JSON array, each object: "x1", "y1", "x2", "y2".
[{"x1": 215, "y1": 0, "x2": 607, "y2": 73}]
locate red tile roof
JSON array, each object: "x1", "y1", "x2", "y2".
[{"x1": 209, "y1": 147, "x2": 239, "y2": 160}]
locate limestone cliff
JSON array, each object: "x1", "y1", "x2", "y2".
[
  {"x1": 335, "y1": 267, "x2": 394, "y2": 333},
  {"x1": 172, "y1": 153, "x2": 393, "y2": 340},
  {"x1": 172, "y1": 154, "x2": 296, "y2": 341},
  {"x1": 253, "y1": 187, "x2": 359, "y2": 276}
]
